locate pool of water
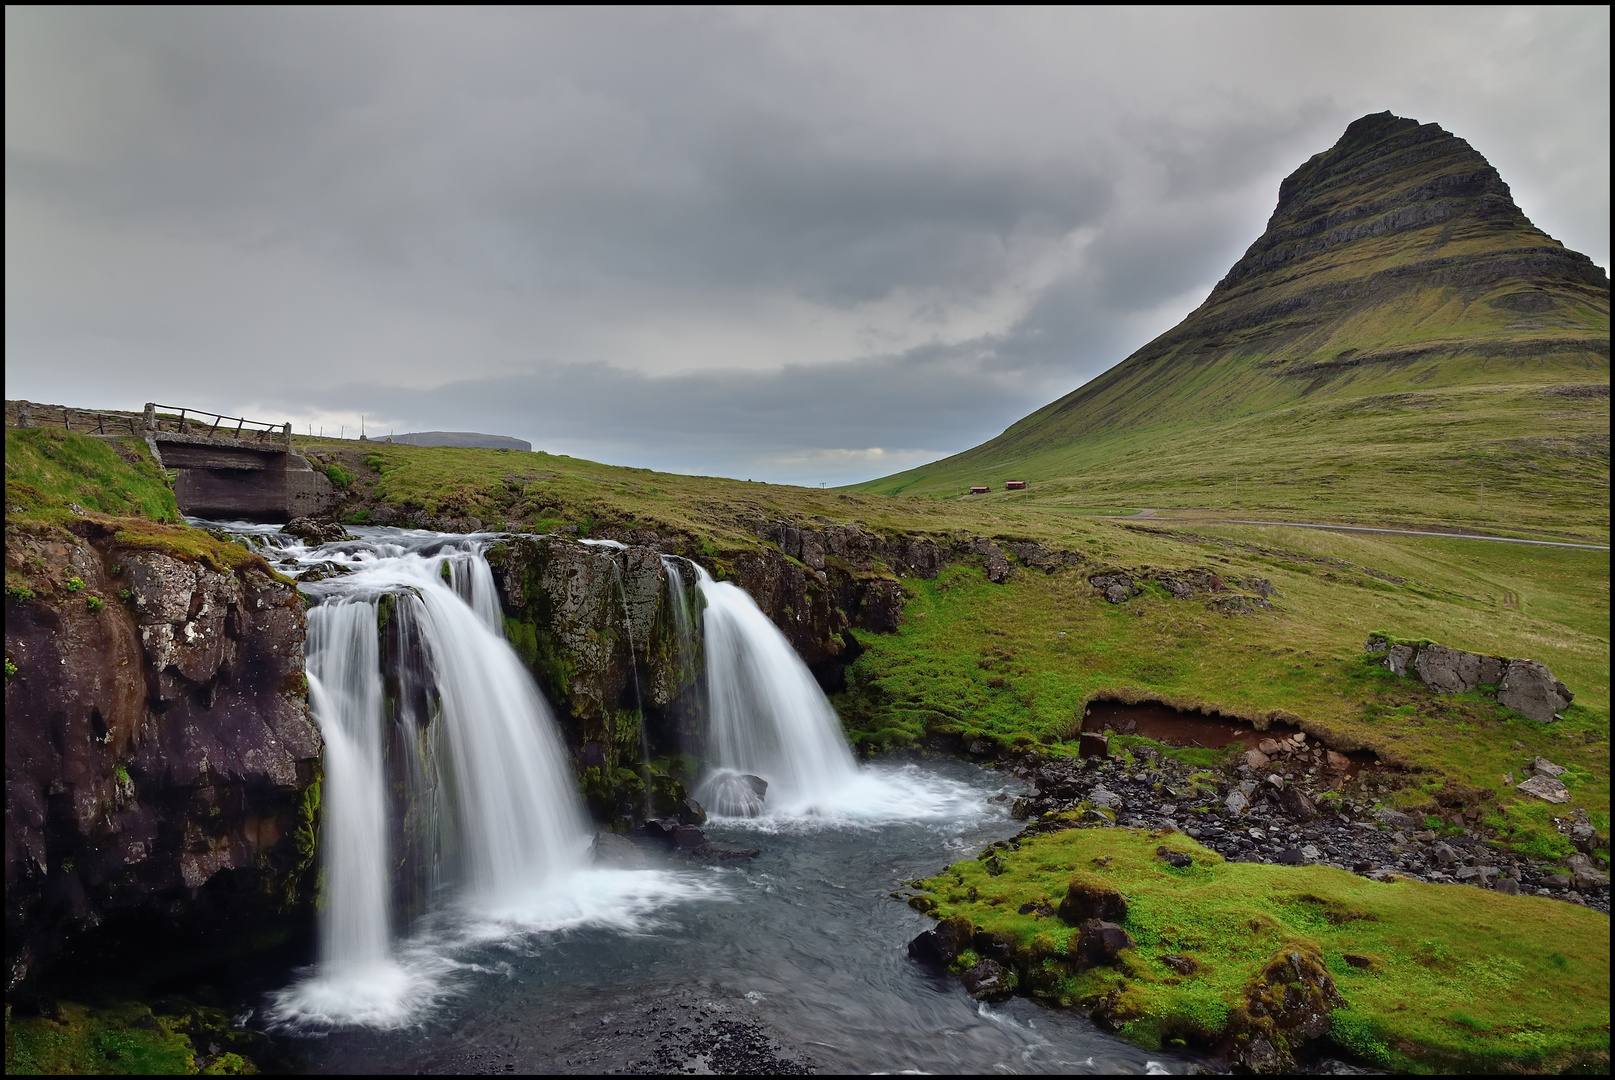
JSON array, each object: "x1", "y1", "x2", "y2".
[{"x1": 267, "y1": 758, "x2": 1193, "y2": 1074}]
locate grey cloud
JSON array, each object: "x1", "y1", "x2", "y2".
[{"x1": 5, "y1": 7, "x2": 1608, "y2": 486}]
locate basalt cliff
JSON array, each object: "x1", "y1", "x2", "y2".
[{"x1": 4, "y1": 523, "x2": 320, "y2": 999}]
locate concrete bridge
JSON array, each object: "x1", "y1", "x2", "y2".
[
  {"x1": 11, "y1": 400, "x2": 337, "y2": 522},
  {"x1": 138, "y1": 404, "x2": 336, "y2": 522}
]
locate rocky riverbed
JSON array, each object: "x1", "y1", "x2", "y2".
[{"x1": 995, "y1": 738, "x2": 1610, "y2": 914}]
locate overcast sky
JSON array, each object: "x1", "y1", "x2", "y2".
[{"x1": 7, "y1": 7, "x2": 1609, "y2": 485}]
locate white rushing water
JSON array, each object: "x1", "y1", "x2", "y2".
[
  {"x1": 693, "y1": 566, "x2": 970, "y2": 827},
  {"x1": 253, "y1": 528, "x2": 705, "y2": 1029}
]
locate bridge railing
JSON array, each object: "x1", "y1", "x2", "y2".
[
  {"x1": 12, "y1": 401, "x2": 145, "y2": 436},
  {"x1": 143, "y1": 403, "x2": 292, "y2": 447}
]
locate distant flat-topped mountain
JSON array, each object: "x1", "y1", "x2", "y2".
[
  {"x1": 393, "y1": 431, "x2": 533, "y2": 451},
  {"x1": 857, "y1": 112, "x2": 1610, "y2": 537}
]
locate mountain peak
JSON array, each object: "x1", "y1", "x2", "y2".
[{"x1": 1214, "y1": 112, "x2": 1535, "y2": 297}]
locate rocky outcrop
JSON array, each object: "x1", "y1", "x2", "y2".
[
  {"x1": 1090, "y1": 567, "x2": 1276, "y2": 611},
  {"x1": 483, "y1": 536, "x2": 702, "y2": 807},
  {"x1": 4, "y1": 526, "x2": 320, "y2": 998},
  {"x1": 1366, "y1": 635, "x2": 1573, "y2": 721}
]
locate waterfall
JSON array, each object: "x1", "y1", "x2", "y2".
[
  {"x1": 693, "y1": 567, "x2": 860, "y2": 815},
  {"x1": 268, "y1": 534, "x2": 597, "y2": 1026},
  {"x1": 307, "y1": 602, "x2": 393, "y2": 975}
]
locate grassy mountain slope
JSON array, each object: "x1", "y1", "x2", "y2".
[{"x1": 856, "y1": 113, "x2": 1610, "y2": 539}]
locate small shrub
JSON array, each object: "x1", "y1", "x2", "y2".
[
  {"x1": 324, "y1": 462, "x2": 353, "y2": 489},
  {"x1": 86, "y1": 595, "x2": 105, "y2": 613},
  {"x1": 65, "y1": 575, "x2": 85, "y2": 592},
  {"x1": 4, "y1": 656, "x2": 16, "y2": 678}
]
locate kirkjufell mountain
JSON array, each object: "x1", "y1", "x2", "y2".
[{"x1": 860, "y1": 112, "x2": 1610, "y2": 535}]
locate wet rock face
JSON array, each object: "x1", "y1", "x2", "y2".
[
  {"x1": 4, "y1": 529, "x2": 319, "y2": 995},
  {"x1": 1366, "y1": 635, "x2": 1573, "y2": 721},
  {"x1": 484, "y1": 536, "x2": 702, "y2": 770}
]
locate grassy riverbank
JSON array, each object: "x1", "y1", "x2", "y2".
[{"x1": 912, "y1": 828, "x2": 1610, "y2": 1072}]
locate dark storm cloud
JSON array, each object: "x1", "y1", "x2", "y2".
[{"x1": 6, "y1": 7, "x2": 1609, "y2": 484}]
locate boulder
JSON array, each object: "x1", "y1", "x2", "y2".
[
  {"x1": 1071, "y1": 919, "x2": 1134, "y2": 970},
  {"x1": 1156, "y1": 846, "x2": 1193, "y2": 869},
  {"x1": 1104, "y1": 583, "x2": 1130, "y2": 604},
  {"x1": 1497, "y1": 659, "x2": 1573, "y2": 722},
  {"x1": 1278, "y1": 786, "x2": 1319, "y2": 822},
  {"x1": 1057, "y1": 877, "x2": 1128, "y2": 926},
  {"x1": 1531, "y1": 756, "x2": 1567, "y2": 778},
  {"x1": 1515, "y1": 775, "x2": 1570, "y2": 804},
  {"x1": 1430, "y1": 843, "x2": 1460, "y2": 868},
  {"x1": 281, "y1": 517, "x2": 351, "y2": 544},
  {"x1": 1161, "y1": 954, "x2": 1200, "y2": 976},
  {"x1": 1078, "y1": 732, "x2": 1110, "y2": 759},
  {"x1": 1225, "y1": 789, "x2": 1250, "y2": 816},
  {"x1": 1245, "y1": 749, "x2": 1271, "y2": 770},
  {"x1": 1275, "y1": 847, "x2": 1306, "y2": 865},
  {"x1": 677, "y1": 797, "x2": 708, "y2": 826},
  {"x1": 1413, "y1": 644, "x2": 1504, "y2": 693},
  {"x1": 1566, "y1": 854, "x2": 1610, "y2": 892},
  {"x1": 1371, "y1": 807, "x2": 1421, "y2": 830},
  {"x1": 908, "y1": 915, "x2": 974, "y2": 967},
  {"x1": 592, "y1": 832, "x2": 651, "y2": 868},
  {"x1": 960, "y1": 959, "x2": 1015, "y2": 1001},
  {"x1": 1385, "y1": 644, "x2": 1414, "y2": 676}
]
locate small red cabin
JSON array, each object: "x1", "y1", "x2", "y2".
[
  {"x1": 969, "y1": 486, "x2": 990, "y2": 494},
  {"x1": 1005, "y1": 480, "x2": 1027, "y2": 490}
]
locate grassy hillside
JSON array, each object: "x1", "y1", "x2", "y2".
[{"x1": 855, "y1": 113, "x2": 1610, "y2": 541}]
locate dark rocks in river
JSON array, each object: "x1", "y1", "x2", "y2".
[
  {"x1": 281, "y1": 516, "x2": 352, "y2": 544},
  {"x1": 960, "y1": 959, "x2": 1014, "y2": 1001},
  {"x1": 907, "y1": 915, "x2": 974, "y2": 968},
  {"x1": 4, "y1": 525, "x2": 320, "y2": 997}
]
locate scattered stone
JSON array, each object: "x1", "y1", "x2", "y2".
[
  {"x1": 1430, "y1": 844, "x2": 1460, "y2": 868},
  {"x1": 1071, "y1": 919, "x2": 1134, "y2": 970},
  {"x1": 1495, "y1": 877, "x2": 1520, "y2": 895},
  {"x1": 1371, "y1": 807, "x2": 1421, "y2": 830},
  {"x1": 1531, "y1": 756, "x2": 1567, "y2": 778},
  {"x1": 1156, "y1": 846, "x2": 1193, "y2": 868},
  {"x1": 1079, "y1": 732, "x2": 1110, "y2": 759},
  {"x1": 1567, "y1": 854, "x2": 1610, "y2": 892},
  {"x1": 1278, "y1": 786, "x2": 1319, "y2": 822},
  {"x1": 1225, "y1": 789, "x2": 1249, "y2": 815},
  {"x1": 1161, "y1": 954, "x2": 1200, "y2": 976},
  {"x1": 1276, "y1": 847, "x2": 1306, "y2": 865},
  {"x1": 1089, "y1": 786, "x2": 1119, "y2": 809},
  {"x1": 1516, "y1": 775, "x2": 1571, "y2": 804},
  {"x1": 1265, "y1": 773, "x2": 1285, "y2": 789},
  {"x1": 1300, "y1": 844, "x2": 1321, "y2": 861},
  {"x1": 1245, "y1": 749, "x2": 1270, "y2": 770},
  {"x1": 960, "y1": 959, "x2": 1014, "y2": 1000}
]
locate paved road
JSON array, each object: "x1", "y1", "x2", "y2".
[{"x1": 1121, "y1": 509, "x2": 1607, "y2": 550}]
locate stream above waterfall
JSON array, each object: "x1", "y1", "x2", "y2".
[{"x1": 201, "y1": 522, "x2": 1193, "y2": 1073}]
